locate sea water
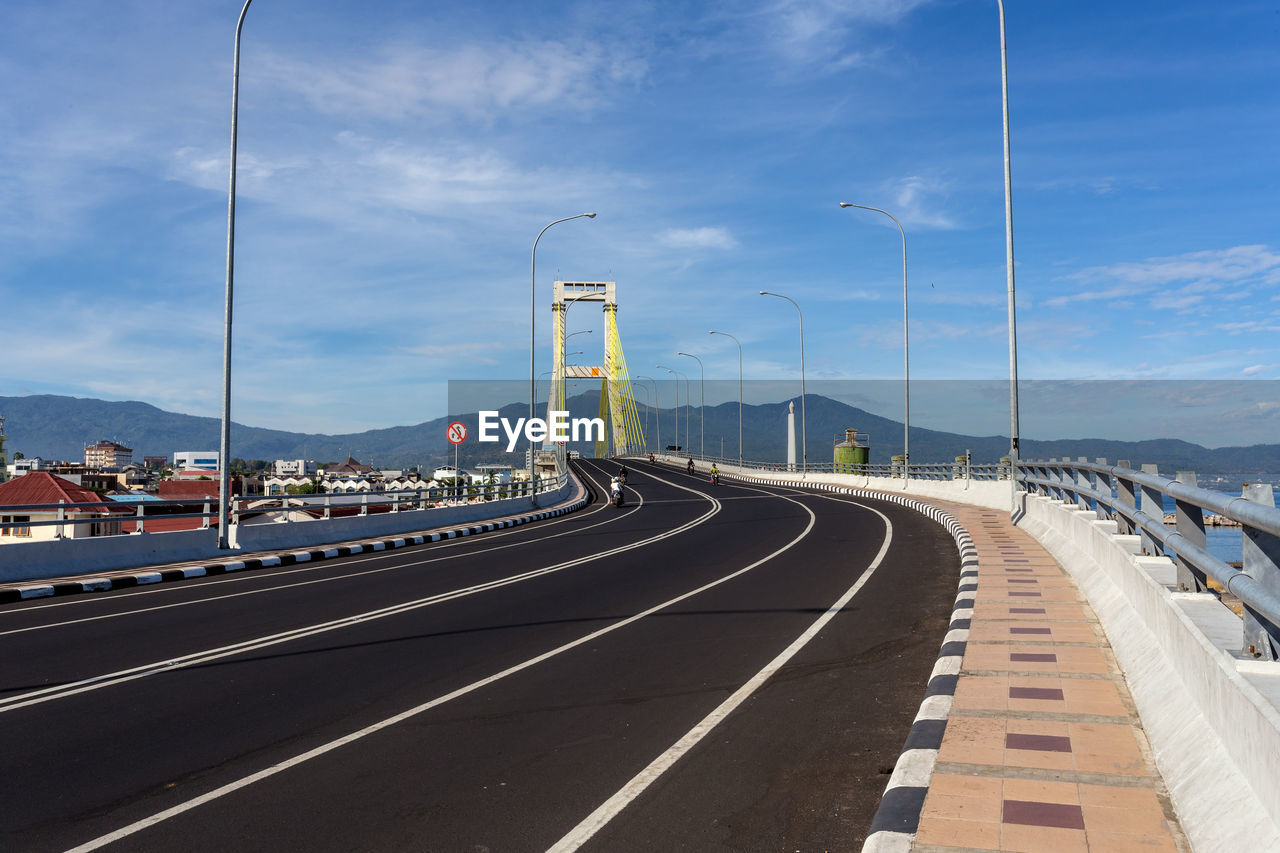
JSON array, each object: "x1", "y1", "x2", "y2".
[{"x1": 1157, "y1": 493, "x2": 1243, "y2": 565}]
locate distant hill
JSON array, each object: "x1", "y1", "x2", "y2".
[{"x1": 3, "y1": 392, "x2": 1278, "y2": 477}]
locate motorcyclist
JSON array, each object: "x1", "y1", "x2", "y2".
[
  {"x1": 710, "y1": 463, "x2": 719, "y2": 484},
  {"x1": 618, "y1": 464, "x2": 628, "y2": 484},
  {"x1": 648, "y1": 453, "x2": 655, "y2": 463},
  {"x1": 610, "y1": 476, "x2": 623, "y2": 502},
  {"x1": 686, "y1": 458, "x2": 695, "y2": 474}
]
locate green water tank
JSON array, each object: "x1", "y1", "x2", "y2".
[{"x1": 834, "y1": 428, "x2": 869, "y2": 471}]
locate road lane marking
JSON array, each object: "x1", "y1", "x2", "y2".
[
  {"x1": 0, "y1": 469, "x2": 716, "y2": 713},
  {"x1": 62, "y1": 480, "x2": 806, "y2": 853},
  {"x1": 1, "y1": 464, "x2": 615, "y2": 617},
  {"x1": 548, "y1": 499, "x2": 894, "y2": 852},
  {"x1": 0, "y1": 466, "x2": 634, "y2": 637}
]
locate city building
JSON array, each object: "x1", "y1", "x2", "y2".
[
  {"x1": 0, "y1": 472, "x2": 125, "y2": 543},
  {"x1": 432, "y1": 465, "x2": 467, "y2": 482},
  {"x1": 263, "y1": 475, "x2": 317, "y2": 496},
  {"x1": 274, "y1": 459, "x2": 317, "y2": 477},
  {"x1": 476, "y1": 464, "x2": 514, "y2": 484},
  {"x1": 85, "y1": 440, "x2": 132, "y2": 470},
  {"x1": 173, "y1": 451, "x2": 219, "y2": 471},
  {"x1": 5, "y1": 457, "x2": 45, "y2": 478},
  {"x1": 143, "y1": 456, "x2": 168, "y2": 470},
  {"x1": 324, "y1": 456, "x2": 374, "y2": 478}
]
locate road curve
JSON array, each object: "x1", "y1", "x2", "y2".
[{"x1": 0, "y1": 459, "x2": 959, "y2": 852}]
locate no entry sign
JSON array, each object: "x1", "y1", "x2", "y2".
[{"x1": 447, "y1": 422, "x2": 467, "y2": 445}]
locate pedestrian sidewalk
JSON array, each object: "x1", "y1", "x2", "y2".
[{"x1": 909, "y1": 500, "x2": 1188, "y2": 852}]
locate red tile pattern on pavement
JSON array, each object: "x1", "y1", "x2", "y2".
[{"x1": 910, "y1": 503, "x2": 1187, "y2": 853}]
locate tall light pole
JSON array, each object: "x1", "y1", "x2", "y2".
[
  {"x1": 657, "y1": 366, "x2": 679, "y2": 453},
  {"x1": 676, "y1": 351, "x2": 704, "y2": 459},
  {"x1": 218, "y1": 0, "x2": 253, "y2": 550},
  {"x1": 635, "y1": 374, "x2": 659, "y2": 452},
  {"x1": 998, "y1": 0, "x2": 1020, "y2": 467},
  {"x1": 709, "y1": 330, "x2": 743, "y2": 468},
  {"x1": 840, "y1": 202, "x2": 909, "y2": 474},
  {"x1": 759, "y1": 290, "x2": 806, "y2": 475},
  {"x1": 677, "y1": 371, "x2": 690, "y2": 451},
  {"x1": 530, "y1": 213, "x2": 596, "y2": 503},
  {"x1": 632, "y1": 383, "x2": 649, "y2": 448}
]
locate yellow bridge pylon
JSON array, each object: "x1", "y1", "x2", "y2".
[{"x1": 548, "y1": 281, "x2": 645, "y2": 457}]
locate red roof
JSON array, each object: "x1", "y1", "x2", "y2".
[
  {"x1": 157, "y1": 481, "x2": 222, "y2": 500},
  {"x1": 0, "y1": 472, "x2": 111, "y2": 508},
  {"x1": 327, "y1": 456, "x2": 374, "y2": 475}
]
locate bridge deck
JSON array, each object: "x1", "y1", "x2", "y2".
[{"x1": 912, "y1": 500, "x2": 1188, "y2": 852}]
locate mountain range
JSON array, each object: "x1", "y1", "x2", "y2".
[{"x1": 2, "y1": 393, "x2": 1278, "y2": 480}]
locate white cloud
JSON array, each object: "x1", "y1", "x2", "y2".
[
  {"x1": 764, "y1": 0, "x2": 932, "y2": 65},
  {"x1": 658, "y1": 227, "x2": 739, "y2": 250},
  {"x1": 258, "y1": 38, "x2": 646, "y2": 122},
  {"x1": 1047, "y1": 245, "x2": 1280, "y2": 308}
]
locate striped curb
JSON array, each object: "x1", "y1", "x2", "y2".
[
  {"x1": 0, "y1": 483, "x2": 592, "y2": 605},
  {"x1": 704, "y1": 468, "x2": 977, "y2": 851}
]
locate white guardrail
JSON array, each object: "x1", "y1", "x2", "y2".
[
  {"x1": 0, "y1": 472, "x2": 575, "y2": 583},
  {"x1": 649, "y1": 452, "x2": 1280, "y2": 852}
]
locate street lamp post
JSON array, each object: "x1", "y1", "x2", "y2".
[
  {"x1": 709, "y1": 330, "x2": 743, "y2": 468},
  {"x1": 530, "y1": 213, "x2": 596, "y2": 504},
  {"x1": 218, "y1": 0, "x2": 254, "y2": 550},
  {"x1": 635, "y1": 375, "x2": 659, "y2": 452},
  {"x1": 998, "y1": 0, "x2": 1020, "y2": 469},
  {"x1": 840, "y1": 202, "x2": 909, "y2": 478},
  {"x1": 632, "y1": 383, "x2": 649, "y2": 448},
  {"x1": 657, "y1": 366, "x2": 679, "y2": 453},
  {"x1": 678, "y1": 371, "x2": 690, "y2": 451},
  {"x1": 759, "y1": 291, "x2": 806, "y2": 475},
  {"x1": 676, "y1": 351, "x2": 704, "y2": 459}
]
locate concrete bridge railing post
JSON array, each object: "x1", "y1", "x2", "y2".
[
  {"x1": 1075, "y1": 457, "x2": 1091, "y2": 511},
  {"x1": 1046, "y1": 458, "x2": 1060, "y2": 500},
  {"x1": 1241, "y1": 483, "x2": 1280, "y2": 661},
  {"x1": 1093, "y1": 458, "x2": 1112, "y2": 522},
  {"x1": 1174, "y1": 471, "x2": 1209, "y2": 593},
  {"x1": 1139, "y1": 463, "x2": 1164, "y2": 556},
  {"x1": 1116, "y1": 460, "x2": 1136, "y2": 535}
]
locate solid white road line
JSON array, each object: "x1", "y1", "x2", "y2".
[
  {"x1": 63, "y1": 484, "x2": 814, "y2": 853},
  {"x1": 2, "y1": 466, "x2": 610, "y2": 617},
  {"x1": 0, "y1": 468, "x2": 631, "y2": 637},
  {"x1": 547, "y1": 499, "x2": 894, "y2": 852},
  {"x1": 0, "y1": 469, "x2": 715, "y2": 713}
]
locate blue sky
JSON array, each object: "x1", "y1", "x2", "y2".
[{"x1": 1, "y1": 1, "x2": 1278, "y2": 444}]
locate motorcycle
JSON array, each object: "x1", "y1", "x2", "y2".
[
  {"x1": 711, "y1": 471, "x2": 720, "y2": 486},
  {"x1": 618, "y1": 468, "x2": 628, "y2": 484},
  {"x1": 611, "y1": 486, "x2": 625, "y2": 507},
  {"x1": 648, "y1": 453, "x2": 655, "y2": 463}
]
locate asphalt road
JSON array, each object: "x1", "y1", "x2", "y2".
[{"x1": 0, "y1": 459, "x2": 959, "y2": 852}]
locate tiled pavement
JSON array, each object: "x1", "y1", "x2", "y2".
[{"x1": 910, "y1": 501, "x2": 1189, "y2": 853}]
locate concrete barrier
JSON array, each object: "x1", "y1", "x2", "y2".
[
  {"x1": 233, "y1": 480, "x2": 573, "y2": 553},
  {"x1": 653, "y1": 455, "x2": 1014, "y2": 511},
  {"x1": 0, "y1": 477, "x2": 577, "y2": 583},
  {"x1": 1017, "y1": 493, "x2": 1280, "y2": 852},
  {"x1": 653, "y1": 455, "x2": 1280, "y2": 849},
  {"x1": 0, "y1": 528, "x2": 219, "y2": 583}
]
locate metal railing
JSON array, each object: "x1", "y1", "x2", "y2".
[
  {"x1": 648, "y1": 451, "x2": 1008, "y2": 483},
  {"x1": 0, "y1": 473, "x2": 569, "y2": 540},
  {"x1": 1016, "y1": 457, "x2": 1280, "y2": 661}
]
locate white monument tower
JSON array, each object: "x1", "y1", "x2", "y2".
[{"x1": 786, "y1": 401, "x2": 796, "y2": 471}]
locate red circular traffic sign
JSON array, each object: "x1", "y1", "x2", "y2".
[{"x1": 447, "y1": 422, "x2": 467, "y2": 445}]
